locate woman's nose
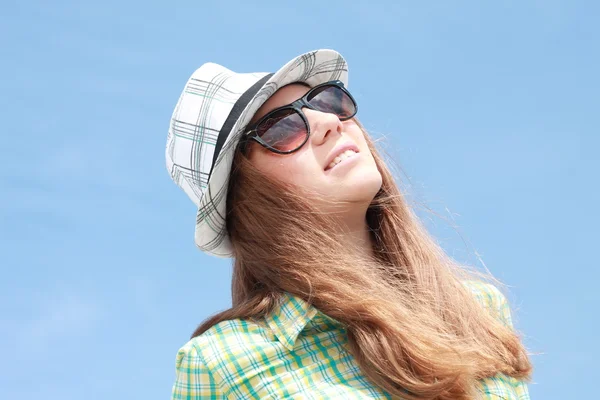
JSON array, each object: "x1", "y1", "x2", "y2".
[{"x1": 303, "y1": 108, "x2": 343, "y2": 146}]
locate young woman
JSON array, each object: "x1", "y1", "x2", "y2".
[{"x1": 166, "y1": 49, "x2": 533, "y2": 399}]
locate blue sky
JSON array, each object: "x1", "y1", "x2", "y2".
[{"x1": 1, "y1": 1, "x2": 597, "y2": 398}]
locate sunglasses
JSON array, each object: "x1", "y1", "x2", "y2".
[{"x1": 241, "y1": 80, "x2": 358, "y2": 154}]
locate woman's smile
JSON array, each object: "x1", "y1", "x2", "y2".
[{"x1": 324, "y1": 150, "x2": 360, "y2": 174}]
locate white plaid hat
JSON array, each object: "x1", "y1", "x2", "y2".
[{"x1": 166, "y1": 49, "x2": 349, "y2": 258}]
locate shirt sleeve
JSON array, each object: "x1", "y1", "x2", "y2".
[{"x1": 171, "y1": 341, "x2": 224, "y2": 399}]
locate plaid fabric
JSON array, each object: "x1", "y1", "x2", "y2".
[
  {"x1": 166, "y1": 50, "x2": 348, "y2": 258},
  {"x1": 171, "y1": 281, "x2": 530, "y2": 399}
]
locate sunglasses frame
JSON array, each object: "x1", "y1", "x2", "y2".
[{"x1": 240, "y1": 80, "x2": 358, "y2": 155}]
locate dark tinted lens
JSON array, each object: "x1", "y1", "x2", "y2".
[
  {"x1": 306, "y1": 85, "x2": 356, "y2": 119},
  {"x1": 256, "y1": 108, "x2": 308, "y2": 152}
]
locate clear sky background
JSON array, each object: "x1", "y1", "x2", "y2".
[{"x1": 1, "y1": 1, "x2": 598, "y2": 399}]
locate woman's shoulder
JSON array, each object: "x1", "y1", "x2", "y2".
[
  {"x1": 462, "y1": 279, "x2": 507, "y2": 305},
  {"x1": 175, "y1": 317, "x2": 273, "y2": 366},
  {"x1": 462, "y1": 280, "x2": 514, "y2": 328}
]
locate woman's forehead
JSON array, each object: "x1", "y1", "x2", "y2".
[{"x1": 250, "y1": 82, "x2": 311, "y2": 124}]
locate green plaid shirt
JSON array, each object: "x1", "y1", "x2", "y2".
[{"x1": 171, "y1": 281, "x2": 530, "y2": 399}]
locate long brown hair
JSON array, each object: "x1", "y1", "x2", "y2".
[{"x1": 192, "y1": 119, "x2": 533, "y2": 399}]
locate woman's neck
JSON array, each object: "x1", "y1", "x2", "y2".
[{"x1": 334, "y1": 211, "x2": 375, "y2": 261}]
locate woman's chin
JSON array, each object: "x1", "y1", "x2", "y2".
[{"x1": 335, "y1": 168, "x2": 383, "y2": 201}]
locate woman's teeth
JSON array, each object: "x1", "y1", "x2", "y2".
[{"x1": 327, "y1": 149, "x2": 357, "y2": 170}]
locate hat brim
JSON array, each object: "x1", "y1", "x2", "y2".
[{"x1": 194, "y1": 49, "x2": 349, "y2": 258}]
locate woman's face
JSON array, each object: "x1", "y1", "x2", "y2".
[{"x1": 246, "y1": 83, "x2": 383, "y2": 208}]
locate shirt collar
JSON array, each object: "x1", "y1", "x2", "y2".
[{"x1": 265, "y1": 292, "x2": 343, "y2": 351}]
